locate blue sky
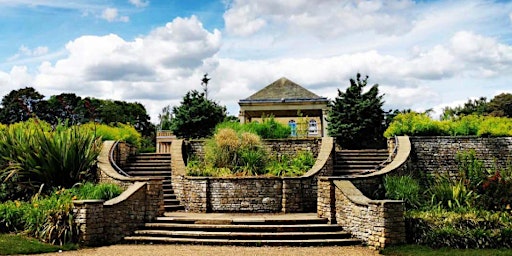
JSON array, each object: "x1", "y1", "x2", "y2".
[{"x1": 1, "y1": 0, "x2": 512, "y2": 123}]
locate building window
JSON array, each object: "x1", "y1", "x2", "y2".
[
  {"x1": 308, "y1": 119, "x2": 318, "y2": 135},
  {"x1": 288, "y1": 120, "x2": 297, "y2": 137}
]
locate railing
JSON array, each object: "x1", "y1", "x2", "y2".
[{"x1": 109, "y1": 140, "x2": 130, "y2": 177}]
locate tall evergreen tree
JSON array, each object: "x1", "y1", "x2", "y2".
[
  {"x1": 327, "y1": 73, "x2": 386, "y2": 149},
  {"x1": 171, "y1": 90, "x2": 226, "y2": 139}
]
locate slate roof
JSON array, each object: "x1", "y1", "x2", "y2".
[{"x1": 244, "y1": 77, "x2": 324, "y2": 101}]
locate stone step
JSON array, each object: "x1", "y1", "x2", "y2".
[
  {"x1": 123, "y1": 236, "x2": 361, "y2": 246},
  {"x1": 163, "y1": 194, "x2": 176, "y2": 200},
  {"x1": 125, "y1": 170, "x2": 171, "y2": 176},
  {"x1": 164, "y1": 199, "x2": 181, "y2": 204},
  {"x1": 155, "y1": 216, "x2": 329, "y2": 225},
  {"x1": 143, "y1": 223, "x2": 341, "y2": 232},
  {"x1": 333, "y1": 170, "x2": 372, "y2": 176},
  {"x1": 131, "y1": 230, "x2": 351, "y2": 239},
  {"x1": 125, "y1": 162, "x2": 171, "y2": 167},
  {"x1": 164, "y1": 205, "x2": 185, "y2": 212},
  {"x1": 129, "y1": 155, "x2": 171, "y2": 161},
  {"x1": 124, "y1": 166, "x2": 172, "y2": 171},
  {"x1": 334, "y1": 164, "x2": 380, "y2": 169}
]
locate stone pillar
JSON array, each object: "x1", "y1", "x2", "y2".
[
  {"x1": 73, "y1": 200, "x2": 105, "y2": 246},
  {"x1": 321, "y1": 108, "x2": 329, "y2": 137},
  {"x1": 239, "y1": 110, "x2": 246, "y2": 124}
]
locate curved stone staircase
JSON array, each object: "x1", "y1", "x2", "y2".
[
  {"x1": 123, "y1": 153, "x2": 184, "y2": 212},
  {"x1": 333, "y1": 149, "x2": 389, "y2": 176},
  {"x1": 124, "y1": 213, "x2": 360, "y2": 246}
]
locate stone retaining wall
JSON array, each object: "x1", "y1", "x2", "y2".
[
  {"x1": 171, "y1": 137, "x2": 334, "y2": 213},
  {"x1": 181, "y1": 177, "x2": 314, "y2": 213},
  {"x1": 73, "y1": 180, "x2": 163, "y2": 246},
  {"x1": 317, "y1": 178, "x2": 405, "y2": 249},
  {"x1": 406, "y1": 136, "x2": 512, "y2": 178}
]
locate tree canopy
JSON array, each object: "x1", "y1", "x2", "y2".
[
  {"x1": 441, "y1": 93, "x2": 512, "y2": 119},
  {"x1": 0, "y1": 87, "x2": 154, "y2": 137},
  {"x1": 327, "y1": 73, "x2": 386, "y2": 149},
  {"x1": 170, "y1": 90, "x2": 226, "y2": 139}
]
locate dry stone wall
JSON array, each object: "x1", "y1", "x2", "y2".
[
  {"x1": 318, "y1": 178, "x2": 405, "y2": 249},
  {"x1": 181, "y1": 177, "x2": 316, "y2": 213},
  {"x1": 73, "y1": 180, "x2": 163, "y2": 246},
  {"x1": 407, "y1": 136, "x2": 512, "y2": 178}
]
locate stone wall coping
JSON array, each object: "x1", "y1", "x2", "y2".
[
  {"x1": 303, "y1": 136, "x2": 334, "y2": 177},
  {"x1": 73, "y1": 199, "x2": 105, "y2": 205},
  {"x1": 104, "y1": 181, "x2": 146, "y2": 207},
  {"x1": 333, "y1": 180, "x2": 404, "y2": 207}
]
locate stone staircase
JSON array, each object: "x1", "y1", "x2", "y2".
[
  {"x1": 333, "y1": 149, "x2": 389, "y2": 176},
  {"x1": 124, "y1": 213, "x2": 360, "y2": 246},
  {"x1": 124, "y1": 153, "x2": 184, "y2": 212}
]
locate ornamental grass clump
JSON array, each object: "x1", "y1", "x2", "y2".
[
  {"x1": 0, "y1": 119, "x2": 102, "y2": 198},
  {"x1": 203, "y1": 128, "x2": 268, "y2": 176}
]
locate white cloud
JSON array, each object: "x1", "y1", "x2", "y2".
[
  {"x1": 101, "y1": 8, "x2": 129, "y2": 22},
  {"x1": 30, "y1": 16, "x2": 221, "y2": 117},
  {"x1": 7, "y1": 45, "x2": 49, "y2": 61},
  {"x1": 129, "y1": 0, "x2": 149, "y2": 8},
  {"x1": 223, "y1": 0, "x2": 415, "y2": 37}
]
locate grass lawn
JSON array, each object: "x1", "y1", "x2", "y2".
[
  {"x1": 0, "y1": 233, "x2": 77, "y2": 255},
  {"x1": 381, "y1": 245, "x2": 512, "y2": 256}
]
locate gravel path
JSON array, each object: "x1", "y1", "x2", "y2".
[{"x1": 38, "y1": 244, "x2": 380, "y2": 256}]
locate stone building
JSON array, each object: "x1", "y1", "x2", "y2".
[{"x1": 238, "y1": 77, "x2": 330, "y2": 137}]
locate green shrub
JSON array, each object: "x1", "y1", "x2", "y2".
[
  {"x1": 384, "y1": 113, "x2": 512, "y2": 137},
  {"x1": 216, "y1": 115, "x2": 290, "y2": 139},
  {"x1": 83, "y1": 122, "x2": 142, "y2": 147},
  {"x1": 265, "y1": 151, "x2": 315, "y2": 177},
  {"x1": 0, "y1": 200, "x2": 25, "y2": 232},
  {"x1": 0, "y1": 183, "x2": 122, "y2": 245},
  {"x1": 449, "y1": 115, "x2": 484, "y2": 136},
  {"x1": 384, "y1": 175, "x2": 422, "y2": 209},
  {"x1": 427, "y1": 175, "x2": 478, "y2": 210},
  {"x1": 69, "y1": 182, "x2": 123, "y2": 201},
  {"x1": 478, "y1": 117, "x2": 512, "y2": 137},
  {"x1": 384, "y1": 112, "x2": 448, "y2": 138},
  {"x1": 406, "y1": 209, "x2": 512, "y2": 249}
]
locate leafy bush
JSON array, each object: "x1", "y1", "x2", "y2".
[
  {"x1": 69, "y1": 182, "x2": 123, "y2": 201},
  {"x1": 0, "y1": 183, "x2": 123, "y2": 245},
  {"x1": 478, "y1": 117, "x2": 512, "y2": 137},
  {"x1": 384, "y1": 175, "x2": 422, "y2": 209},
  {"x1": 265, "y1": 151, "x2": 315, "y2": 177},
  {"x1": 384, "y1": 112, "x2": 448, "y2": 138},
  {"x1": 82, "y1": 122, "x2": 142, "y2": 148},
  {"x1": 384, "y1": 113, "x2": 512, "y2": 137},
  {"x1": 406, "y1": 209, "x2": 512, "y2": 249},
  {"x1": 215, "y1": 116, "x2": 290, "y2": 139}
]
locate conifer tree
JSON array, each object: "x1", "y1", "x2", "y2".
[{"x1": 327, "y1": 73, "x2": 385, "y2": 149}]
